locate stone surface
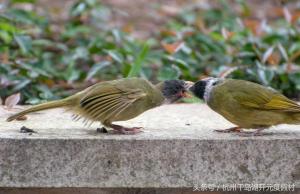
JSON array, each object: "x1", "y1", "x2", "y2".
[
  {"x1": 0, "y1": 104, "x2": 299, "y2": 189},
  {"x1": 2, "y1": 188, "x2": 298, "y2": 194}
]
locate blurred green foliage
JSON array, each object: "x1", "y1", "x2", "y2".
[
  {"x1": 163, "y1": 1, "x2": 300, "y2": 98},
  {"x1": 1, "y1": 0, "x2": 300, "y2": 104}
]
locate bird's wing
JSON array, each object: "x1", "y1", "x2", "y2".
[
  {"x1": 230, "y1": 80, "x2": 300, "y2": 112},
  {"x1": 79, "y1": 83, "x2": 147, "y2": 121}
]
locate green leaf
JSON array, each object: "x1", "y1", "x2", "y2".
[
  {"x1": 277, "y1": 43, "x2": 288, "y2": 62},
  {"x1": 14, "y1": 35, "x2": 32, "y2": 54},
  {"x1": 290, "y1": 73, "x2": 300, "y2": 90},
  {"x1": 16, "y1": 60, "x2": 51, "y2": 77},
  {"x1": 86, "y1": 0, "x2": 97, "y2": 6},
  {"x1": 111, "y1": 29, "x2": 122, "y2": 43},
  {"x1": 6, "y1": 9, "x2": 47, "y2": 26},
  {"x1": 256, "y1": 62, "x2": 274, "y2": 85},
  {"x1": 289, "y1": 43, "x2": 300, "y2": 55},
  {"x1": 86, "y1": 61, "x2": 110, "y2": 80},
  {"x1": 65, "y1": 62, "x2": 80, "y2": 82},
  {"x1": 105, "y1": 50, "x2": 123, "y2": 63},
  {"x1": 25, "y1": 97, "x2": 41, "y2": 105},
  {"x1": 0, "y1": 22, "x2": 18, "y2": 33},
  {"x1": 127, "y1": 42, "x2": 150, "y2": 77},
  {"x1": 158, "y1": 65, "x2": 181, "y2": 81},
  {"x1": 72, "y1": 47, "x2": 89, "y2": 60},
  {"x1": 37, "y1": 85, "x2": 54, "y2": 99},
  {"x1": 11, "y1": 0, "x2": 36, "y2": 3},
  {"x1": 0, "y1": 31, "x2": 13, "y2": 43},
  {"x1": 71, "y1": 2, "x2": 87, "y2": 17},
  {"x1": 165, "y1": 56, "x2": 189, "y2": 69},
  {"x1": 12, "y1": 79, "x2": 31, "y2": 92}
]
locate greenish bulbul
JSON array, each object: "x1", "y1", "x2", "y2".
[
  {"x1": 189, "y1": 77, "x2": 300, "y2": 135},
  {"x1": 7, "y1": 78, "x2": 193, "y2": 134}
]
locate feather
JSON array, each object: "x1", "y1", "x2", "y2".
[
  {"x1": 88, "y1": 98, "x2": 124, "y2": 120},
  {"x1": 83, "y1": 95, "x2": 122, "y2": 112},
  {"x1": 79, "y1": 84, "x2": 147, "y2": 122},
  {"x1": 80, "y1": 91, "x2": 121, "y2": 107},
  {"x1": 229, "y1": 80, "x2": 300, "y2": 112},
  {"x1": 93, "y1": 101, "x2": 130, "y2": 121},
  {"x1": 102, "y1": 98, "x2": 138, "y2": 121}
]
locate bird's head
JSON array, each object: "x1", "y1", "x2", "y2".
[
  {"x1": 189, "y1": 77, "x2": 222, "y2": 101},
  {"x1": 161, "y1": 80, "x2": 194, "y2": 103}
]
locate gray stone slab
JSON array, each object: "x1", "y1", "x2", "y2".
[
  {"x1": 0, "y1": 104, "x2": 299, "y2": 188},
  {"x1": 1, "y1": 188, "x2": 298, "y2": 194}
]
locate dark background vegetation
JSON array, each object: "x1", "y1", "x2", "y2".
[{"x1": 1, "y1": 0, "x2": 300, "y2": 104}]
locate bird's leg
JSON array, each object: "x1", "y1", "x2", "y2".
[
  {"x1": 107, "y1": 123, "x2": 143, "y2": 135},
  {"x1": 214, "y1": 127, "x2": 242, "y2": 133}
]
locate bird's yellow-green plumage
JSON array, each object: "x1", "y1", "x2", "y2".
[
  {"x1": 7, "y1": 78, "x2": 165, "y2": 127},
  {"x1": 207, "y1": 79, "x2": 300, "y2": 128}
]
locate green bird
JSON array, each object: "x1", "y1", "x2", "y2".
[
  {"x1": 189, "y1": 77, "x2": 300, "y2": 135},
  {"x1": 7, "y1": 78, "x2": 193, "y2": 134}
]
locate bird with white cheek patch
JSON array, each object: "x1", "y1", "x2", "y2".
[{"x1": 189, "y1": 77, "x2": 300, "y2": 136}]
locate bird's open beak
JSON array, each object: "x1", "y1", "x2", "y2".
[
  {"x1": 183, "y1": 81, "x2": 195, "y2": 98},
  {"x1": 185, "y1": 81, "x2": 194, "y2": 89}
]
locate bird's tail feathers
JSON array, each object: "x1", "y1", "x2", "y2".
[{"x1": 6, "y1": 98, "x2": 74, "y2": 122}]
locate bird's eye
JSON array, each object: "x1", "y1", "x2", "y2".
[{"x1": 212, "y1": 81, "x2": 218, "y2": 86}]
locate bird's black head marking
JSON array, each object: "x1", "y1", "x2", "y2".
[
  {"x1": 162, "y1": 80, "x2": 187, "y2": 103},
  {"x1": 189, "y1": 77, "x2": 221, "y2": 100},
  {"x1": 189, "y1": 80, "x2": 207, "y2": 99}
]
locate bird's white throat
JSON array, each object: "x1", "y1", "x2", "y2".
[{"x1": 203, "y1": 78, "x2": 219, "y2": 103}]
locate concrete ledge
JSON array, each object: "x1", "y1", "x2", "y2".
[
  {"x1": 0, "y1": 104, "x2": 299, "y2": 189},
  {"x1": 1, "y1": 188, "x2": 298, "y2": 194}
]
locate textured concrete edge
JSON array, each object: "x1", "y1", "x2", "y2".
[
  {"x1": 0, "y1": 188, "x2": 299, "y2": 194},
  {"x1": 0, "y1": 137, "x2": 299, "y2": 188}
]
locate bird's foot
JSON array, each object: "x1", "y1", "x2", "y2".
[
  {"x1": 110, "y1": 124, "x2": 143, "y2": 135},
  {"x1": 214, "y1": 127, "x2": 241, "y2": 133},
  {"x1": 121, "y1": 127, "x2": 143, "y2": 135}
]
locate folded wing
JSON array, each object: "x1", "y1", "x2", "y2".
[
  {"x1": 79, "y1": 83, "x2": 147, "y2": 122},
  {"x1": 230, "y1": 80, "x2": 300, "y2": 112}
]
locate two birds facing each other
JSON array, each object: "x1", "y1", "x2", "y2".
[{"x1": 7, "y1": 77, "x2": 300, "y2": 135}]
